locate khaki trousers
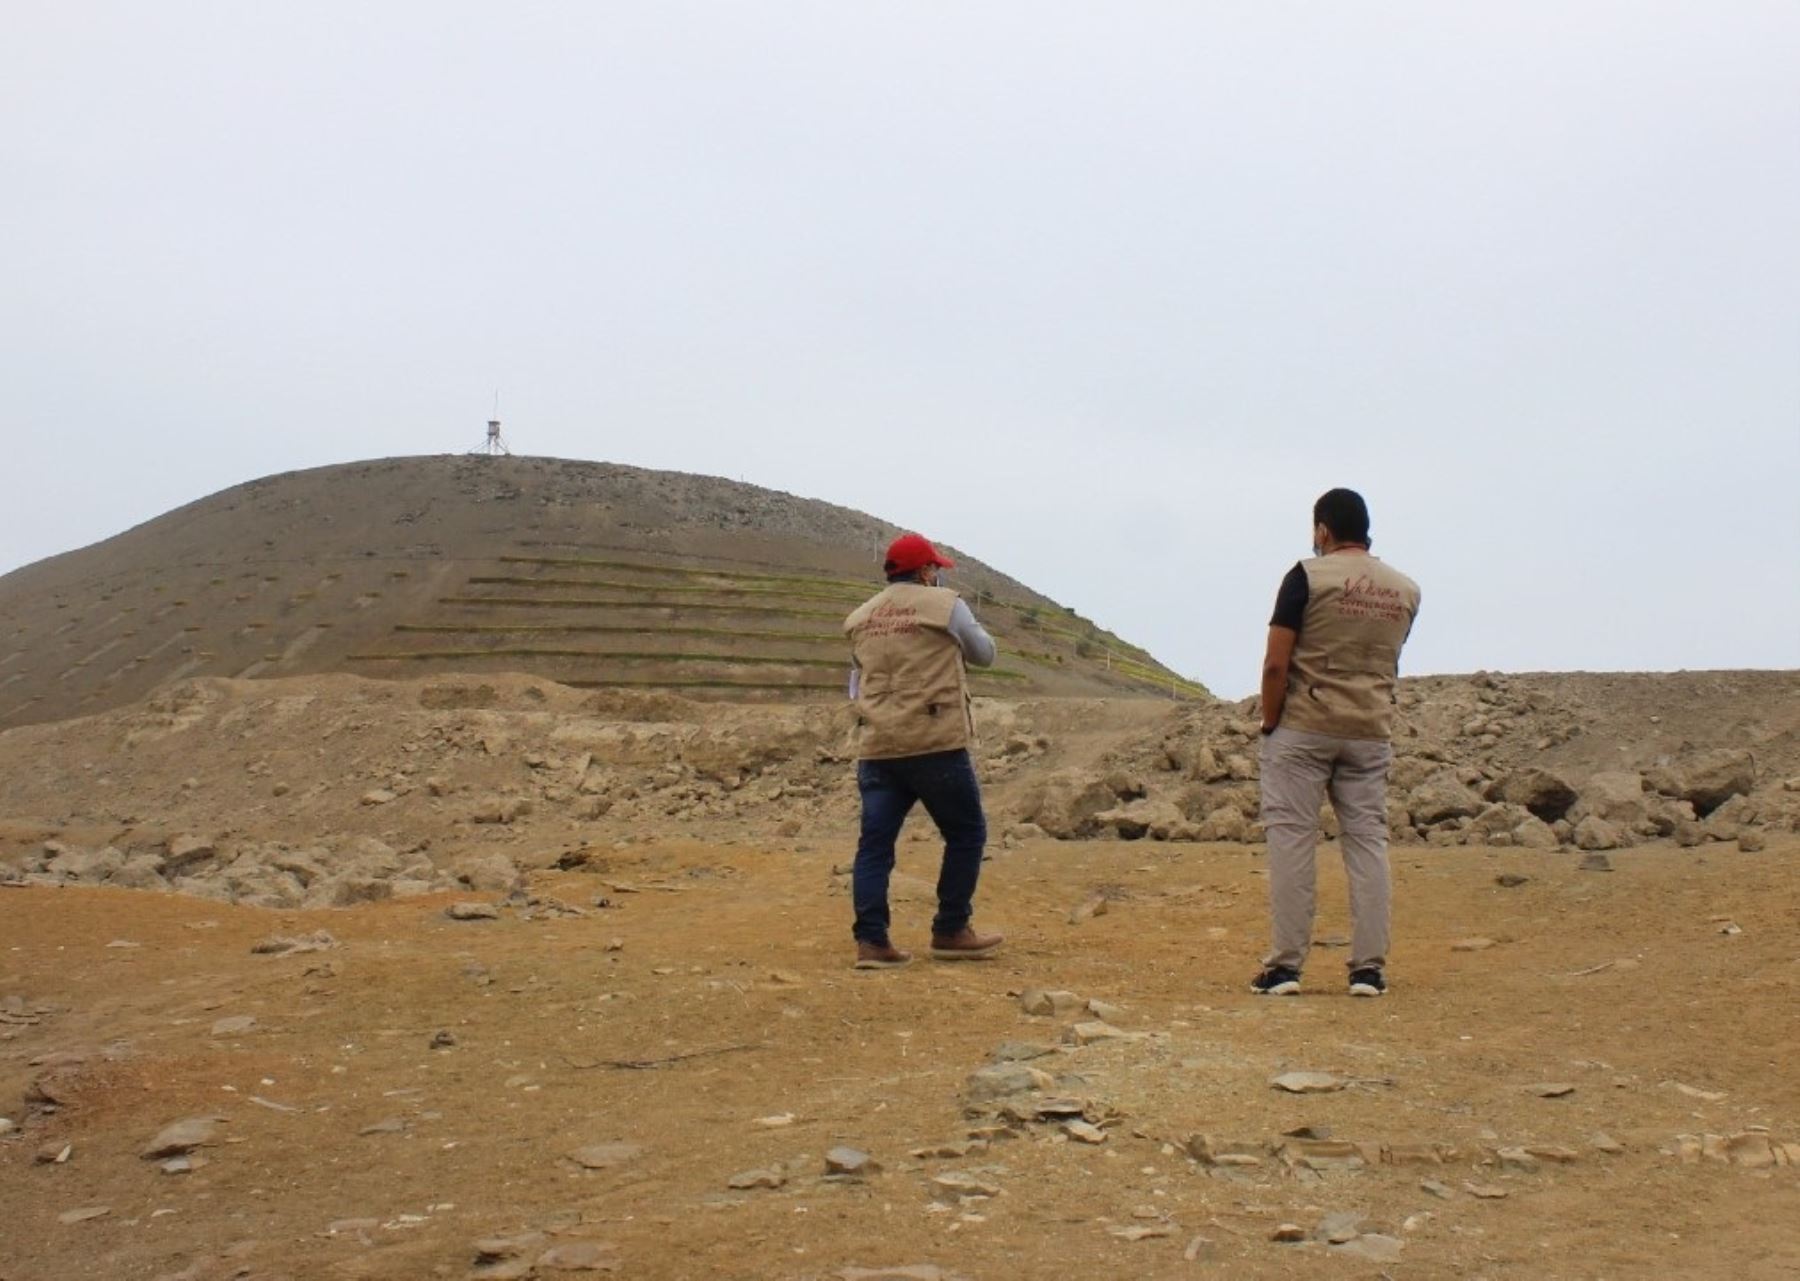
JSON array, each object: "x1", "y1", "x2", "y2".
[{"x1": 1259, "y1": 726, "x2": 1393, "y2": 973}]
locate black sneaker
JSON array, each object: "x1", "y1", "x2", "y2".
[
  {"x1": 1348, "y1": 967, "x2": 1386, "y2": 998},
  {"x1": 1250, "y1": 966, "x2": 1301, "y2": 996}
]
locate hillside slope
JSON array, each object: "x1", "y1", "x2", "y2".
[{"x1": 0, "y1": 456, "x2": 1202, "y2": 729}]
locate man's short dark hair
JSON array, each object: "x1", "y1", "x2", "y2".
[{"x1": 1313, "y1": 488, "x2": 1371, "y2": 545}]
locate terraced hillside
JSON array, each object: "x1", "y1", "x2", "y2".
[{"x1": 0, "y1": 455, "x2": 1205, "y2": 728}]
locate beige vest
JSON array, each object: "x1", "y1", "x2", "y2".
[
  {"x1": 1281, "y1": 553, "x2": 1421, "y2": 742},
  {"x1": 844, "y1": 582, "x2": 973, "y2": 760}
]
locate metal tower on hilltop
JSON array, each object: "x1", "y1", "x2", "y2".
[{"x1": 474, "y1": 392, "x2": 510, "y2": 456}]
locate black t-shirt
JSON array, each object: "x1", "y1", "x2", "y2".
[{"x1": 1269, "y1": 562, "x2": 1309, "y2": 633}]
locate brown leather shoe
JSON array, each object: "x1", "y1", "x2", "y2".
[
  {"x1": 929, "y1": 926, "x2": 1004, "y2": 960},
  {"x1": 854, "y1": 941, "x2": 913, "y2": 970}
]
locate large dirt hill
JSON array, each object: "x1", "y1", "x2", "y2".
[{"x1": 0, "y1": 455, "x2": 1202, "y2": 731}]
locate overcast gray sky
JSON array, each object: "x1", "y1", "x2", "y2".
[{"x1": 4, "y1": 3, "x2": 1797, "y2": 695}]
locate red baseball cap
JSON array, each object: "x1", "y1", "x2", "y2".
[{"x1": 884, "y1": 532, "x2": 956, "y2": 575}]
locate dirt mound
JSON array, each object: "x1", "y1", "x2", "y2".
[
  {"x1": 0, "y1": 455, "x2": 1202, "y2": 731},
  {"x1": 0, "y1": 670, "x2": 1794, "y2": 912}
]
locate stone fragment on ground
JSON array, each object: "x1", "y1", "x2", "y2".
[
  {"x1": 931, "y1": 1171, "x2": 1000, "y2": 1199},
  {"x1": 966, "y1": 1063, "x2": 1052, "y2": 1102},
  {"x1": 837, "y1": 1266, "x2": 969, "y2": 1281},
  {"x1": 250, "y1": 930, "x2": 337, "y2": 955},
  {"x1": 728, "y1": 1167, "x2": 785, "y2": 1190},
  {"x1": 569, "y1": 1142, "x2": 642, "y2": 1170},
  {"x1": 142, "y1": 1115, "x2": 224, "y2": 1159},
  {"x1": 1063, "y1": 1119, "x2": 1107, "y2": 1144},
  {"x1": 58, "y1": 1205, "x2": 110, "y2": 1224},
  {"x1": 1018, "y1": 989, "x2": 1084, "y2": 1017},
  {"x1": 825, "y1": 1146, "x2": 878, "y2": 1177},
  {"x1": 1528, "y1": 1082, "x2": 1576, "y2": 1097},
  {"x1": 211, "y1": 1015, "x2": 257, "y2": 1037},
  {"x1": 446, "y1": 901, "x2": 501, "y2": 921},
  {"x1": 537, "y1": 1241, "x2": 620, "y2": 1272},
  {"x1": 1271, "y1": 1071, "x2": 1344, "y2": 1094},
  {"x1": 471, "y1": 1232, "x2": 547, "y2": 1280}
]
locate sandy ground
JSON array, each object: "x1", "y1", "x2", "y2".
[{"x1": 3, "y1": 832, "x2": 1798, "y2": 1281}]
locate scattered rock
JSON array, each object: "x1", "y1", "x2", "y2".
[
  {"x1": 1063, "y1": 1020, "x2": 1129, "y2": 1046},
  {"x1": 1420, "y1": 1177, "x2": 1454, "y2": 1199},
  {"x1": 1452, "y1": 937, "x2": 1498, "y2": 952},
  {"x1": 1335, "y1": 1234, "x2": 1404, "y2": 1262},
  {"x1": 210, "y1": 1015, "x2": 257, "y2": 1037},
  {"x1": 824, "y1": 1146, "x2": 878, "y2": 1177},
  {"x1": 58, "y1": 1206, "x2": 111, "y2": 1225},
  {"x1": 1591, "y1": 1132, "x2": 1625, "y2": 1155},
  {"x1": 360, "y1": 788, "x2": 396, "y2": 807},
  {"x1": 1494, "y1": 873, "x2": 1531, "y2": 888},
  {"x1": 931, "y1": 1171, "x2": 1000, "y2": 1199},
  {"x1": 1271, "y1": 1071, "x2": 1344, "y2": 1094},
  {"x1": 1019, "y1": 989, "x2": 1085, "y2": 1017},
  {"x1": 966, "y1": 1064, "x2": 1052, "y2": 1102},
  {"x1": 837, "y1": 1267, "x2": 968, "y2": 1281},
  {"x1": 537, "y1": 1241, "x2": 620, "y2": 1272},
  {"x1": 1578, "y1": 851, "x2": 1615, "y2": 872},
  {"x1": 1529, "y1": 1082, "x2": 1577, "y2": 1098},
  {"x1": 1270, "y1": 1223, "x2": 1307, "y2": 1243},
  {"x1": 1068, "y1": 891, "x2": 1109, "y2": 923},
  {"x1": 36, "y1": 1140, "x2": 73, "y2": 1164},
  {"x1": 446, "y1": 901, "x2": 501, "y2": 921},
  {"x1": 1063, "y1": 1120, "x2": 1108, "y2": 1144},
  {"x1": 569, "y1": 1143, "x2": 643, "y2": 1170},
  {"x1": 1464, "y1": 1181, "x2": 1510, "y2": 1199},
  {"x1": 1111, "y1": 1224, "x2": 1173, "y2": 1241},
  {"x1": 728, "y1": 1166, "x2": 785, "y2": 1190},
  {"x1": 1738, "y1": 830, "x2": 1767, "y2": 853},
  {"x1": 358, "y1": 1117, "x2": 407, "y2": 1136},
  {"x1": 250, "y1": 930, "x2": 337, "y2": 955},
  {"x1": 471, "y1": 1232, "x2": 548, "y2": 1280},
  {"x1": 430, "y1": 1030, "x2": 458, "y2": 1049},
  {"x1": 141, "y1": 1115, "x2": 223, "y2": 1159}
]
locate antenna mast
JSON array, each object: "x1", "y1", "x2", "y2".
[{"x1": 475, "y1": 392, "x2": 511, "y2": 456}]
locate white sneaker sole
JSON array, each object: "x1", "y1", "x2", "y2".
[
  {"x1": 1349, "y1": 983, "x2": 1384, "y2": 997},
  {"x1": 1252, "y1": 980, "x2": 1300, "y2": 996}
]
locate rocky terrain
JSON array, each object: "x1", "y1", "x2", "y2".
[
  {"x1": 1, "y1": 459, "x2": 1796, "y2": 1279},
  {"x1": 0, "y1": 669, "x2": 1792, "y2": 912}
]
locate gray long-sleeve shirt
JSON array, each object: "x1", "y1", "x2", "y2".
[{"x1": 848, "y1": 599, "x2": 994, "y2": 698}]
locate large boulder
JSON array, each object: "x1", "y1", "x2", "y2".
[
  {"x1": 1573, "y1": 816, "x2": 1623, "y2": 851},
  {"x1": 1512, "y1": 816, "x2": 1560, "y2": 849},
  {"x1": 1654, "y1": 750, "x2": 1756, "y2": 816},
  {"x1": 1095, "y1": 799, "x2": 1188, "y2": 841},
  {"x1": 1494, "y1": 768, "x2": 1578, "y2": 822},
  {"x1": 1018, "y1": 770, "x2": 1130, "y2": 839},
  {"x1": 1574, "y1": 772, "x2": 1650, "y2": 828},
  {"x1": 1407, "y1": 772, "x2": 1485, "y2": 827}
]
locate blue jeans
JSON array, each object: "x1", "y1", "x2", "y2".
[{"x1": 852, "y1": 749, "x2": 988, "y2": 944}]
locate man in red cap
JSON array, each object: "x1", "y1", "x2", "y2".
[{"x1": 842, "y1": 532, "x2": 1003, "y2": 969}]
